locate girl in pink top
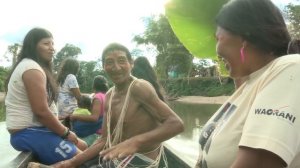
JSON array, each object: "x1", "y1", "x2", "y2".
[{"x1": 70, "y1": 75, "x2": 108, "y2": 143}]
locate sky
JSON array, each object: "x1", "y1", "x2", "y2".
[
  {"x1": 0, "y1": 0, "x2": 299, "y2": 67},
  {"x1": 0, "y1": 0, "x2": 166, "y2": 67}
]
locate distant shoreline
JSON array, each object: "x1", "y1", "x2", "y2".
[
  {"x1": 0, "y1": 92, "x2": 229, "y2": 105},
  {"x1": 174, "y1": 96, "x2": 229, "y2": 105}
]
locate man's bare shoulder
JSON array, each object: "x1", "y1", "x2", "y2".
[
  {"x1": 132, "y1": 79, "x2": 157, "y2": 99},
  {"x1": 133, "y1": 79, "x2": 155, "y2": 92},
  {"x1": 134, "y1": 78, "x2": 150, "y2": 85}
]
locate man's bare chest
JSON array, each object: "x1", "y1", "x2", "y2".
[{"x1": 109, "y1": 95, "x2": 139, "y2": 121}]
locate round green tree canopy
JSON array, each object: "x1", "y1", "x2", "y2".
[{"x1": 165, "y1": 0, "x2": 227, "y2": 59}]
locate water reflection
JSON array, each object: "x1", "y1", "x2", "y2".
[
  {"x1": 166, "y1": 101, "x2": 220, "y2": 166},
  {"x1": 169, "y1": 101, "x2": 219, "y2": 139}
]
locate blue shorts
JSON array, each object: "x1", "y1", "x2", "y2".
[
  {"x1": 10, "y1": 127, "x2": 77, "y2": 165},
  {"x1": 72, "y1": 117, "x2": 103, "y2": 138}
]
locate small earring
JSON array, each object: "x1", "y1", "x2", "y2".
[{"x1": 240, "y1": 44, "x2": 245, "y2": 63}]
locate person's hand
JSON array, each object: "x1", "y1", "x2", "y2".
[
  {"x1": 99, "y1": 138, "x2": 139, "y2": 160},
  {"x1": 66, "y1": 131, "x2": 78, "y2": 145}
]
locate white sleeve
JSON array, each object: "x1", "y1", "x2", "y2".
[
  {"x1": 21, "y1": 59, "x2": 45, "y2": 77},
  {"x1": 65, "y1": 74, "x2": 79, "y2": 89},
  {"x1": 239, "y1": 63, "x2": 300, "y2": 165}
]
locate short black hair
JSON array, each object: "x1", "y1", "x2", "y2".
[
  {"x1": 78, "y1": 95, "x2": 92, "y2": 109},
  {"x1": 93, "y1": 75, "x2": 109, "y2": 93},
  {"x1": 101, "y1": 43, "x2": 132, "y2": 67}
]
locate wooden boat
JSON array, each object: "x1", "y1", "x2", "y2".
[
  {"x1": 7, "y1": 152, "x2": 34, "y2": 168},
  {"x1": 164, "y1": 146, "x2": 192, "y2": 168},
  {"x1": 7, "y1": 146, "x2": 192, "y2": 168}
]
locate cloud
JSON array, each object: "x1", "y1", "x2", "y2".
[
  {"x1": 2, "y1": 0, "x2": 296, "y2": 67},
  {"x1": 0, "y1": 0, "x2": 166, "y2": 66}
]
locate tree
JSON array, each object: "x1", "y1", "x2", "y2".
[
  {"x1": 133, "y1": 14, "x2": 193, "y2": 78},
  {"x1": 53, "y1": 43, "x2": 82, "y2": 71},
  {"x1": 4, "y1": 43, "x2": 21, "y2": 66},
  {"x1": 191, "y1": 59, "x2": 219, "y2": 77},
  {"x1": 0, "y1": 66, "x2": 9, "y2": 92},
  {"x1": 285, "y1": 3, "x2": 300, "y2": 39},
  {"x1": 130, "y1": 48, "x2": 144, "y2": 60},
  {"x1": 77, "y1": 61, "x2": 107, "y2": 93}
]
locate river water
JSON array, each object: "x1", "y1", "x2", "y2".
[
  {"x1": 166, "y1": 101, "x2": 220, "y2": 166},
  {"x1": 0, "y1": 122, "x2": 20, "y2": 167},
  {"x1": 0, "y1": 100, "x2": 220, "y2": 167}
]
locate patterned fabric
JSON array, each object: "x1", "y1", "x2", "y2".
[{"x1": 57, "y1": 74, "x2": 79, "y2": 118}]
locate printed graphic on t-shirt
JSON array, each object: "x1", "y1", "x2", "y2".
[
  {"x1": 254, "y1": 106, "x2": 296, "y2": 124},
  {"x1": 199, "y1": 102, "x2": 237, "y2": 168}
]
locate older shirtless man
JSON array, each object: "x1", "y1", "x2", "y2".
[{"x1": 50, "y1": 43, "x2": 184, "y2": 168}]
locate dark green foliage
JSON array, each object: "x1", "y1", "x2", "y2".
[
  {"x1": 77, "y1": 61, "x2": 105, "y2": 93},
  {"x1": 0, "y1": 102, "x2": 5, "y2": 122},
  {"x1": 53, "y1": 44, "x2": 82, "y2": 72},
  {"x1": 0, "y1": 66, "x2": 9, "y2": 92},
  {"x1": 76, "y1": 61, "x2": 113, "y2": 93},
  {"x1": 284, "y1": 3, "x2": 300, "y2": 39},
  {"x1": 133, "y1": 15, "x2": 193, "y2": 78},
  {"x1": 7, "y1": 43, "x2": 21, "y2": 65},
  {"x1": 161, "y1": 77, "x2": 235, "y2": 97}
]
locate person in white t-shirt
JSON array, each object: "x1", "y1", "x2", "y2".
[
  {"x1": 56, "y1": 58, "x2": 81, "y2": 126},
  {"x1": 195, "y1": 0, "x2": 300, "y2": 168},
  {"x1": 5, "y1": 27, "x2": 87, "y2": 165}
]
